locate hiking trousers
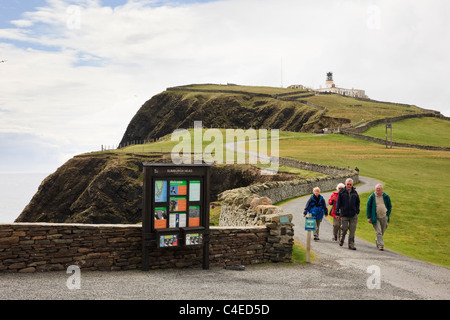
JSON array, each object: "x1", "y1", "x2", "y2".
[
  {"x1": 340, "y1": 215, "x2": 358, "y2": 247},
  {"x1": 373, "y1": 215, "x2": 388, "y2": 248},
  {"x1": 313, "y1": 219, "x2": 322, "y2": 238},
  {"x1": 333, "y1": 216, "x2": 341, "y2": 239}
]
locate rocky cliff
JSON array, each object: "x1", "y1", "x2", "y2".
[
  {"x1": 15, "y1": 84, "x2": 358, "y2": 224},
  {"x1": 15, "y1": 153, "x2": 296, "y2": 224},
  {"x1": 119, "y1": 86, "x2": 324, "y2": 146}
]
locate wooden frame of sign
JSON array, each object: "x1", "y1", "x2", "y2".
[{"x1": 142, "y1": 163, "x2": 211, "y2": 271}]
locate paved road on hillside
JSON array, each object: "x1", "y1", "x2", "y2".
[
  {"x1": 0, "y1": 176, "x2": 448, "y2": 301},
  {"x1": 281, "y1": 175, "x2": 450, "y2": 300},
  {"x1": 228, "y1": 137, "x2": 449, "y2": 299}
]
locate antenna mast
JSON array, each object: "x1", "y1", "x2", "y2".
[{"x1": 280, "y1": 57, "x2": 283, "y2": 88}]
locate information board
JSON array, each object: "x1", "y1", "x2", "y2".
[
  {"x1": 142, "y1": 163, "x2": 211, "y2": 271},
  {"x1": 185, "y1": 233, "x2": 203, "y2": 246},
  {"x1": 153, "y1": 179, "x2": 201, "y2": 229},
  {"x1": 158, "y1": 234, "x2": 179, "y2": 248}
]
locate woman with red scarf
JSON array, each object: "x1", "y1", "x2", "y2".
[{"x1": 328, "y1": 183, "x2": 345, "y2": 241}]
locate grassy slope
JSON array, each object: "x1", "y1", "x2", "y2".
[
  {"x1": 114, "y1": 85, "x2": 448, "y2": 267},
  {"x1": 303, "y1": 95, "x2": 422, "y2": 123},
  {"x1": 181, "y1": 84, "x2": 308, "y2": 95},
  {"x1": 278, "y1": 133, "x2": 450, "y2": 267},
  {"x1": 180, "y1": 84, "x2": 422, "y2": 124},
  {"x1": 116, "y1": 129, "x2": 450, "y2": 267},
  {"x1": 362, "y1": 117, "x2": 450, "y2": 148}
]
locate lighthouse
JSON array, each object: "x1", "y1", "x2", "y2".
[
  {"x1": 314, "y1": 72, "x2": 368, "y2": 98},
  {"x1": 325, "y1": 72, "x2": 335, "y2": 88}
]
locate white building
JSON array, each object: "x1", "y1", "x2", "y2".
[
  {"x1": 287, "y1": 84, "x2": 306, "y2": 89},
  {"x1": 315, "y1": 72, "x2": 368, "y2": 99}
]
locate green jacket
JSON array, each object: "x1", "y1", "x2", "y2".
[{"x1": 366, "y1": 192, "x2": 392, "y2": 225}]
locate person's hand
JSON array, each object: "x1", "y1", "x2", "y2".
[{"x1": 368, "y1": 218, "x2": 372, "y2": 223}]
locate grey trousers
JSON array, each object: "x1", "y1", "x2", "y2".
[
  {"x1": 340, "y1": 215, "x2": 358, "y2": 246},
  {"x1": 313, "y1": 219, "x2": 322, "y2": 238},
  {"x1": 333, "y1": 217, "x2": 341, "y2": 239},
  {"x1": 373, "y1": 216, "x2": 388, "y2": 247}
]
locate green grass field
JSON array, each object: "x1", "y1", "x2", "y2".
[
  {"x1": 303, "y1": 95, "x2": 422, "y2": 123},
  {"x1": 172, "y1": 84, "x2": 425, "y2": 125},
  {"x1": 278, "y1": 132, "x2": 450, "y2": 267},
  {"x1": 362, "y1": 117, "x2": 450, "y2": 148},
  {"x1": 107, "y1": 121, "x2": 450, "y2": 267},
  {"x1": 178, "y1": 83, "x2": 309, "y2": 95}
]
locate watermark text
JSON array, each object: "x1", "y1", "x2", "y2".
[{"x1": 171, "y1": 121, "x2": 279, "y2": 175}]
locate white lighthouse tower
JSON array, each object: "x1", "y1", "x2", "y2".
[{"x1": 325, "y1": 72, "x2": 335, "y2": 88}]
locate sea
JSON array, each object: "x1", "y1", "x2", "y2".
[{"x1": 0, "y1": 172, "x2": 50, "y2": 223}]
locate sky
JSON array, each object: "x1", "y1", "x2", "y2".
[{"x1": 0, "y1": 0, "x2": 449, "y2": 173}]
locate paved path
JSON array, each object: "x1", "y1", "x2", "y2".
[
  {"x1": 282, "y1": 175, "x2": 450, "y2": 300},
  {"x1": 0, "y1": 177, "x2": 448, "y2": 301}
]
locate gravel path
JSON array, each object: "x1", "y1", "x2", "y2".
[{"x1": 1, "y1": 177, "x2": 448, "y2": 301}]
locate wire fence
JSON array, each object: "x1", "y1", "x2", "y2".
[{"x1": 100, "y1": 137, "x2": 169, "y2": 152}]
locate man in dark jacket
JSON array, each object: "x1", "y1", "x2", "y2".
[{"x1": 336, "y1": 178, "x2": 360, "y2": 250}]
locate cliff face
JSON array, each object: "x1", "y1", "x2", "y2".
[
  {"x1": 16, "y1": 154, "x2": 145, "y2": 224},
  {"x1": 15, "y1": 154, "x2": 296, "y2": 224},
  {"x1": 119, "y1": 88, "x2": 321, "y2": 146},
  {"x1": 15, "y1": 85, "x2": 353, "y2": 224}
]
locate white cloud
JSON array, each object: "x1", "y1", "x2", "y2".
[
  {"x1": 0, "y1": 0, "x2": 449, "y2": 172},
  {"x1": 11, "y1": 19, "x2": 34, "y2": 28}
]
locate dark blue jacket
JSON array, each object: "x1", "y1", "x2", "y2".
[
  {"x1": 336, "y1": 187, "x2": 360, "y2": 218},
  {"x1": 303, "y1": 195, "x2": 328, "y2": 220}
]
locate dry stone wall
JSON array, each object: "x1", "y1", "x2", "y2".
[
  {"x1": 219, "y1": 157, "x2": 358, "y2": 227},
  {"x1": 341, "y1": 113, "x2": 450, "y2": 151},
  {"x1": 216, "y1": 157, "x2": 356, "y2": 264},
  {"x1": 0, "y1": 223, "x2": 142, "y2": 272},
  {"x1": 1, "y1": 158, "x2": 356, "y2": 273},
  {"x1": 0, "y1": 222, "x2": 294, "y2": 273}
]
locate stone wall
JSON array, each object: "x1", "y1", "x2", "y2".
[
  {"x1": 341, "y1": 113, "x2": 450, "y2": 151},
  {"x1": 344, "y1": 112, "x2": 440, "y2": 134},
  {"x1": 279, "y1": 157, "x2": 358, "y2": 177},
  {"x1": 0, "y1": 221, "x2": 293, "y2": 273},
  {"x1": 216, "y1": 158, "x2": 356, "y2": 263},
  {"x1": 218, "y1": 157, "x2": 358, "y2": 227},
  {"x1": 0, "y1": 223, "x2": 142, "y2": 273},
  {"x1": 210, "y1": 214, "x2": 293, "y2": 266},
  {"x1": 342, "y1": 131, "x2": 450, "y2": 151}
]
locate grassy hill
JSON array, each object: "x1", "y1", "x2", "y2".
[
  {"x1": 276, "y1": 132, "x2": 450, "y2": 267},
  {"x1": 362, "y1": 117, "x2": 450, "y2": 148},
  {"x1": 116, "y1": 127, "x2": 450, "y2": 267},
  {"x1": 119, "y1": 84, "x2": 431, "y2": 146},
  {"x1": 302, "y1": 94, "x2": 424, "y2": 123},
  {"x1": 116, "y1": 84, "x2": 448, "y2": 266},
  {"x1": 21, "y1": 84, "x2": 450, "y2": 267},
  {"x1": 117, "y1": 112, "x2": 450, "y2": 267}
]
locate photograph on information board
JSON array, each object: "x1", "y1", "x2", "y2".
[
  {"x1": 169, "y1": 180, "x2": 187, "y2": 196},
  {"x1": 154, "y1": 207, "x2": 167, "y2": 229}
]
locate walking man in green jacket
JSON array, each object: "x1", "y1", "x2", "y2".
[{"x1": 366, "y1": 184, "x2": 392, "y2": 251}]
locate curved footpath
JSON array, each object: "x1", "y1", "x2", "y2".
[
  {"x1": 0, "y1": 177, "x2": 448, "y2": 301},
  {"x1": 284, "y1": 175, "x2": 450, "y2": 300}
]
